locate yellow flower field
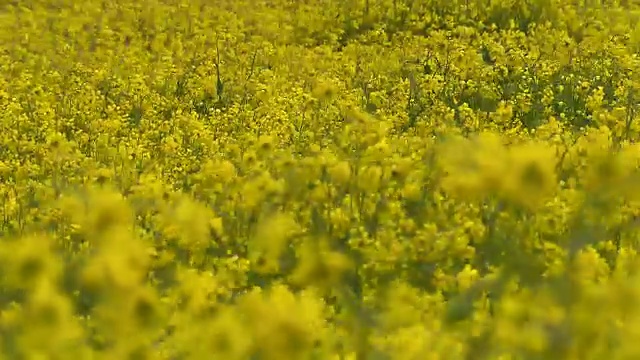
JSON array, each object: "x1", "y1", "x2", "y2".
[{"x1": 2, "y1": 0, "x2": 640, "y2": 358}]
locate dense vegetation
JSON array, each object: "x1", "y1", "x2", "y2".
[{"x1": 2, "y1": 0, "x2": 640, "y2": 358}]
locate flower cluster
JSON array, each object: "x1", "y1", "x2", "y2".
[{"x1": 2, "y1": 0, "x2": 640, "y2": 358}]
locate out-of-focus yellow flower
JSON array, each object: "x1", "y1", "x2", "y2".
[
  {"x1": 249, "y1": 212, "x2": 298, "y2": 274},
  {"x1": 357, "y1": 165, "x2": 383, "y2": 193},
  {"x1": 501, "y1": 140, "x2": 558, "y2": 210},
  {"x1": 456, "y1": 264, "x2": 479, "y2": 291},
  {"x1": 170, "y1": 197, "x2": 218, "y2": 252},
  {"x1": 312, "y1": 79, "x2": 337, "y2": 102},
  {"x1": 439, "y1": 131, "x2": 509, "y2": 200},
  {"x1": 80, "y1": 188, "x2": 135, "y2": 238},
  {"x1": 290, "y1": 237, "x2": 353, "y2": 293},
  {"x1": 327, "y1": 161, "x2": 351, "y2": 186},
  {"x1": 0, "y1": 234, "x2": 62, "y2": 288},
  {"x1": 238, "y1": 284, "x2": 327, "y2": 360},
  {"x1": 17, "y1": 280, "x2": 84, "y2": 358}
]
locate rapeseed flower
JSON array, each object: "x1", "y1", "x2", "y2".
[
  {"x1": 3, "y1": 1, "x2": 640, "y2": 358},
  {"x1": 502, "y1": 140, "x2": 558, "y2": 210}
]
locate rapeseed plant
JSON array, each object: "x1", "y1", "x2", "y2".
[{"x1": 5, "y1": 0, "x2": 640, "y2": 358}]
